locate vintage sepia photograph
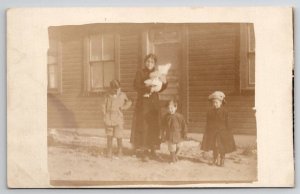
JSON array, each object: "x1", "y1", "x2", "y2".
[
  {"x1": 7, "y1": 7, "x2": 293, "y2": 188},
  {"x1": 47, "y1": 23, "x2": 257, "y2": 186}
]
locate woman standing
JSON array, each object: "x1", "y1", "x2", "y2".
[{"x1": 130, "y1": 54, "x2": 168, "y2": 161}]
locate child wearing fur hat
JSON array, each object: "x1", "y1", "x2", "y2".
[
  {"x1": 102, "y1": 79, "x2": 132, "y2": 159},
  {"x1": 201, "y1": 91, "x2": 236, "y2": 166}
]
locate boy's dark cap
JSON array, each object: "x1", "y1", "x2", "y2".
[{"x1": 110, "y1": 79, "x2": 121, "y2": 89}]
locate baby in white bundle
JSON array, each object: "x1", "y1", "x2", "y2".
[{"x1": 144, "y1": 63, "x2": 171, "y2": 97}]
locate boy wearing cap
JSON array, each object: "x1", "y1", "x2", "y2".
[
  {"x1": 201, "y1": 91, "x2": 236, "y2": 166},
  {"x1": 102, "y1": 79, "x2": 132, "y2": 159}
]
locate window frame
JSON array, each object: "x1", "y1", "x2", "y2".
[
  {"x1": 239, "y1": 23, "x2": 255, "y2": 92},
  {"x1": 47, "y1": 40, "x2": 62, "y2": 94},
  {"x1": 83, "y1": 32, "x2": 120, "y2": 94}
]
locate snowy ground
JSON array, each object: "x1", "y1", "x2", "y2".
[{"x1": 48, "y1": 128, "x2": 257, "y2": 186}]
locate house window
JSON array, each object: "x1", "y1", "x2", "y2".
[
  {"x1": 149, "y1": 28, "x2": 181, "y2": 44},
  {"x1": 84, "y1": 33, "x2": 119, "y2": 93},
  {"x1": 247, "y1": 24, "x2": 255, "y2": 86},
  {"x1": 240, "y1": 23, "x2": 255, "y2": 91},
  {"x1": 47, "y1": 39, "x2": 61, "y2": 93}
]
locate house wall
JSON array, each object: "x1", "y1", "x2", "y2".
[
  {"x1": 48, "y1": 24, "x2": 256, "y2": 134},
  {"x1": 48, "y1": 26, "x2": 141, "y2": 129},
  {"x1": 187, "y1": 24, "x2": 256, "y2": 134}
]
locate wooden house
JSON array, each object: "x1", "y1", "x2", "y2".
[{"x1": 47, "y1": 23, "x2": 256, "y2": 134}]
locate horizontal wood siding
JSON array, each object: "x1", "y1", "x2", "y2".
[
  {"x1": 48, "y1": 24, "x2": 256, "y2": 135},
  {"x1": 119, "y1": 32, "x2": 140, "y2": 129},
  {"x1": 48, "y1": 38, "x2": 103, "y2": 128},
  {"x1": 48, "y1": 31, "x2": 140, "y2": 130},
  {"x1": 187, "y1": 24, "x2": 256, "y2": 134}
]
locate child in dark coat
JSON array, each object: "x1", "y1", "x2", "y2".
[
  {"x1": 162, "y1": 100, "x2": 188, "y2": 163},
  {"x1": 201, "y1": 91, "x2": 236, "y2": 166},
  {"x1": 102, "y1": 79, "x2": 132, "y2": 159}
]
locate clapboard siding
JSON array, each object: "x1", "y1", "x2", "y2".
[
  {"x1": 119, "y1": 32, "x2": 141, "y2": 129},
  {"x1": 48, "y1": 24, "x2": 256, "y2": 135},
  {"x1": 187, "y1": 24, "x2": 256, "y2": 134},
  {"x1": 48, "y1": 39, "x2": 104, "y2": 128},
  {"x1": 48, "y1": 32, "x2": 141, "y2": 129},
  {"x1": 153, "y1": 42, "x2": 182, "y2": 102}
]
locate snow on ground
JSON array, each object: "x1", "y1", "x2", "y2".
[{"x1": 48, "y1": 128, "x2": 257, "y2": 185}]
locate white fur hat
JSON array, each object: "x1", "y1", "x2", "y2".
[{"x1": 208, "y1": 91, "x2": 226, "y2": 101}]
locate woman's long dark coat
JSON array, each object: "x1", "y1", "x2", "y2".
[
  {"x1": 201, "y1": 107, "x2": 236, "y2": 154},
  {"x1": 130, "y1": 68, "x2": 168, "y2": 150}
]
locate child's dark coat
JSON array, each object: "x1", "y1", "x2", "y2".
[
  {"x1": 162, "y1": 112, "x2": 188, "y2": 144},
  {"x1": 201, "y1": 107, "x2": 236, "y2": 153}
]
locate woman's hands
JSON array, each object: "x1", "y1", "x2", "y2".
[
  {"x1": 150, "y1": 87, "x2": 156, "y2": 93},
  {"x1": 159, "y1": 75, "x2": 167, "y2": 84},
  {"x1": 144, "y1": 81, "x2": 153, "y2": 87}
]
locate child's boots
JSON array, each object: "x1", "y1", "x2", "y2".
[
  {"x1": 216, "y1": 154, "x2": 221, "y2": 166},
  {"x1": 175, "y1": 147, "x2": 180, "y2": 161},
  {"x1": 220, "y1": 153, "x2": 225, "y2": 167},
  {"x1": 117, "y1": 138, "x2": 123, "y2": 157},
  {"x1": 141, "y1": 150, "x2": 149, "y2": 162},
  {"x1": 107, "y1": 136, "x2": 113, "y2": 159},
  {"x1": 211, "y1": 150, "x2": 218, "y2": 165},
  {"x1": 170, "y1": 152, "x2": 176, "y2": 163},
  {"x1": 215, "y1": 153, "x2": 225, "y2": 167}
]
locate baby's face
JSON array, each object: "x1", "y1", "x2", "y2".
[
  {"x1": 145, "y1": 58, "x2": 155, "y2": 70},
  {"x1": 212, "y1": 99, "x2": 222, "y2": 109},
  {"x1": 168, "y1": 104, "x2": 177, "y2": 114}
]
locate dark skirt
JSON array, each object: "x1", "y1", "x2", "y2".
[
  {"x1": 130, "y1": 97, "x2": 161, "y2": 150},
  {"x1": 130, "y1": 68, "x2": 167, "y2": 151},
  {"x1": 201, "y1": 130, "x2": 236, "y2": 154}
]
